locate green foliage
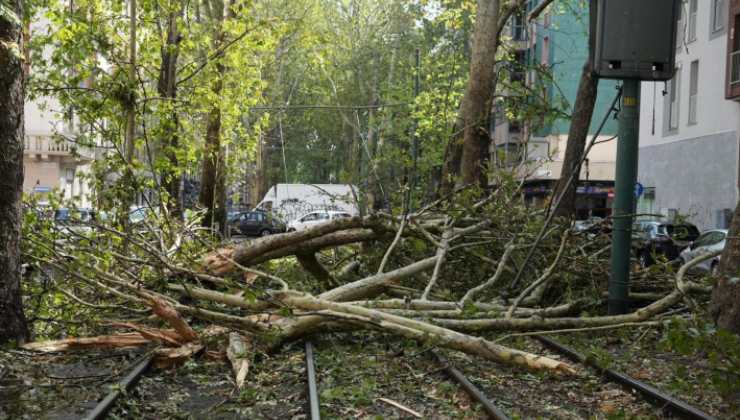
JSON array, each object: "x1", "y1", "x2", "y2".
[{"x1": 661, "y1": 316, "x2": 740, "y2": 400}]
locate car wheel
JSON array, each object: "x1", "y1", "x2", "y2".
[
  {"x1": 260, "y1": 229, "x2": 271, "y2": 237},
  {"x1": 287, "y1": 228, "x2": 296, "y2": 232}
]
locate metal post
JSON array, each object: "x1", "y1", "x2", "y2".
[{"x1": 608, "y1": 79, "x2": 640, "y2": 315}]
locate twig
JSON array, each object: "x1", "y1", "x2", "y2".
[
  {"x1": 376, "y1": 397, "x2": 422, "y2": 418},
  {"x1": 493, "y1": 321, "x2": 663, "y2": 343},
  {"x1": 421, "y1": 219, "x2": 453, "y2": 300},
  {"x1": 505, "y1": 231, "x2": 570, "y2": 318},
  {"x1": 377, "y1": 216, "x2": 408, "y2": 275}
]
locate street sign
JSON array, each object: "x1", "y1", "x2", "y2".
[{"x1": 634, "y1": 182, "x2": 644, "y2": 198}]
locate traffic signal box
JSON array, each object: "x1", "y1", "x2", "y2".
[{"x1": 590, "y1": 0, "x2": 682, "y2": 81}]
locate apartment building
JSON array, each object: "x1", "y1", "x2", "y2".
[
  {"x1": 23, "y1": 94, "x2": 95, "y2": 208},
  {"x1": 493, "y1": 1, "x2": 619, "y2": 219},
  {"x1": 637, "y1": 0, "x2": 738, "y2": 230},
  {"x1": 23, "y1": 16, "x2": 96, "y2": 208}
]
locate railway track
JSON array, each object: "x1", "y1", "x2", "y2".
[
  {"x1": 533, "y1": 335, "x2": 717, "y2": 420},
  {"x1": 73, "y1": 332, "x2": 721, "y2": 419}
]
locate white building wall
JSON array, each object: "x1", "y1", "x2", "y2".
[{"x1": 637, "y1": 0, "x2": 739, "y2": 230}]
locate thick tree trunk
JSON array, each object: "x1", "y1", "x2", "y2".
[
  {"x1": 552, "y1": 62, "x2": 598, "y2": 219},
  {"x1": 158, "y1": 4, "x2": 183, "y2": 218},
  {"x1": 199, "y1": 2, "x2": 228, "y2": 233},
  {"x1": 199, "y1": 89, "x2": 227, "y2": 232},
  {"x1": 0, "y1": 0, "x2": 30, "y2": 344},
  {"x1": 458, "y1": 0, "x2": 501, "y2": 187},
  {"x1": 710, "y1": 200, "x2": 740, "y2": 333}
]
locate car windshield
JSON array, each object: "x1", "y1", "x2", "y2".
[
  {"x1": 662, "y1": 224, "x2": 700, "y2": 240},
  {"x1": 55, "y1": 209, "x2": 93, "y2": 224}
]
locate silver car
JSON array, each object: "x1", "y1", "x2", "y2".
[{"x1": 679, "y1": 229, "x2": 727, "y2": 274}]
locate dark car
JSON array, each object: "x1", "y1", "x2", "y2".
[
  {"x1": 632, "y1": 221, "x2": 700, "y2": 268},
  {"x1": 229, "y1": 211, "x2": 285, "y2": 236}
]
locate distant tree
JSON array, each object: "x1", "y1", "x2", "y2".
[{"x1": 0, "y1": 0, "x2": 30, "y2": 344}]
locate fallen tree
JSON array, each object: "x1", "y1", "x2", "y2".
[{"x1": 20, "y1": 187, "x2": 716, "y2": 383}]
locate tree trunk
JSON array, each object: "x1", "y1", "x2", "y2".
[
  {"x1": 199, "y1": 0, "x2": 228, "y2": 233},
  {"x1": 552, "y1": 62, "x2": 598, "y2": 219},
  {"x1": 119, "y1": 0, "x2": 137, "y2": 227},
  {"x1": 158, "y1": 3, "x2": 184, "y2": 218},
  {"x1": 457, "y1": 0, "x2": 501, "y2": 187},
  {"x1": 0, "y1": 0, "x2": 30, "y2": 344},
  {"x1": 199, "y1": 84, "x2": 227, "y2": 232},
  {"x1": 710, "y1": 200, "x2": 740, "y2": 333}
]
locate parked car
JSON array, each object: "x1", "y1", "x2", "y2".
[
  {"x1": 679, "y1": 229, "x2": 727, "y2": 274},
  {"x1": 229, "y1": 210, "x2": 285, "y2": 236},
  {"x1": 632, "y1": 221, "x2": 700, "y2": 268},
  {"x1": 287, "y1": 210, "x2": 353, "y2": 232},
  {"x1": 255, "y1": 183, "x2": 359, "y2": 222},
  {"x1": 573, "y1": 216, "x2": 612, "y2": 235},
  {"x1": 53, "y1": 208, "x2": 99, "y2": 238}
]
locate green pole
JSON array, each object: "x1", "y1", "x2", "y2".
[{"x1": 608, "y1": 79, "x2": 640, "y2": 315}]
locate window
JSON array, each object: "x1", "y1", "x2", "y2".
[
  {"x1": 689, "y1": 60, "x2": 699, "y2": 124},
  {"x1": 316, "y1": 212, "x2": 330, "y2": 220},
  {"x1": 677, "y1": 1, "x2": 686, "y2": 50},
  {"x1": 693, "y1": 232, "x2": 712, "y2": 248},
  {"x1": 712, "y1": 0, "x2": 726, "y2": 34},
  {"x1": 688, "y1": 0, "x2": 698, "y2": 42},
  {"x1": 302, "y1": 213, "x2": 319, "y2": 222},
  {"x1": 668, "y1": 67, "x2": 681, "y2": 131}
]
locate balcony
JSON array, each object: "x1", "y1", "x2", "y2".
[{"x1": 24, "y1": 135, "x2": 95, "y2": 162}]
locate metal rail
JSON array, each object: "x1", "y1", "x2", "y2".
[
  {"x1": 82, "y1": 354, "x2": 153, "y2": 420},
  {"x1": 430, "y1": 351, "x2": 510, "y2": 420},
  {"x1": 304, "y1": 341, "x2": 321, "y2": 420},
  {"x1": 533, "y1": 335, "x2": 716, "y2": 420}
]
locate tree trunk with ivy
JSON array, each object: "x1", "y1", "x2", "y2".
[
  {"x1": 158, "y1": 2, "x2": 184, "y2": 219},
  {"x1": 199, "y1": 0, "x2": 228, "y2": 233},
  {"x1": 710, "y1": 201, "x2": 740, "y2": 334},
  {"x1": 0, "y1": 0, "x2": 29, "y2": 344}
]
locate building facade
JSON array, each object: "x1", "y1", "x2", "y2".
[
  {"x1": 23, "y1": 16, "x2": 96, "y2": 208},
  {"x1": 494, "y1": 1, "x2": 619, "y2": 219},
  {"x1": 637, "y1": 0, "x2": 738, "y2": 230},
  {"x1": 23, "y1": 95, "x2": 95, "y2": 207}
]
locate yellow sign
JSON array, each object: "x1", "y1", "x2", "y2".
[{"x1": 623, "y1": 97, "x2": 638, "y2": 107}]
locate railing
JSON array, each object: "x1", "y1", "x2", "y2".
[
  {"x1": 24, "y1": 135, "x2": 94, "y2": 159},
  {"x1": 731, "y1": 50, "x2": 740, "y2": 85}
]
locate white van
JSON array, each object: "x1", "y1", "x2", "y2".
[{"x1": 255, "y1": 184, "x2": 359, "y2": 222}]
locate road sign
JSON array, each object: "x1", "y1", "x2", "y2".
[{"x1": 634, "y1": 182, "x2": 644, "y2": 198}]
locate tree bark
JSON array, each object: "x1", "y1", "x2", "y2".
[
  {"x1": 199, "y1": 0, "x2": 228, "y2": 233},
  {"x1": 158, "y1": 2, "x2": 184, "y2": 218},
  {"x1": 552, "y1": 62, "x2": 598, "y2": 219},
  {"x1": 119, "y1": 0, "x2": 138, "y2": 227},
  {"x1": 710, "y1": 201, "x2": 740, "y2": 333},
  {"x1": 0, "y1": 0, "x2": 29, "y2": 344},
  {"x1": 457, "y1": 0, "x2": 501, "y2": 187}
]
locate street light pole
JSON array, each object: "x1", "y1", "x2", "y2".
[{"x1": 608, "y1": 78, "x2": 640, "y2": 315}]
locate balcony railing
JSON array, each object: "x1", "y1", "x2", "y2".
[
  {"x1": 24, "y1": 135, "x2": 94, "y2": 160},
  {"x1": 731, "y1": 50, "x2": 740, "y2": 85}
]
